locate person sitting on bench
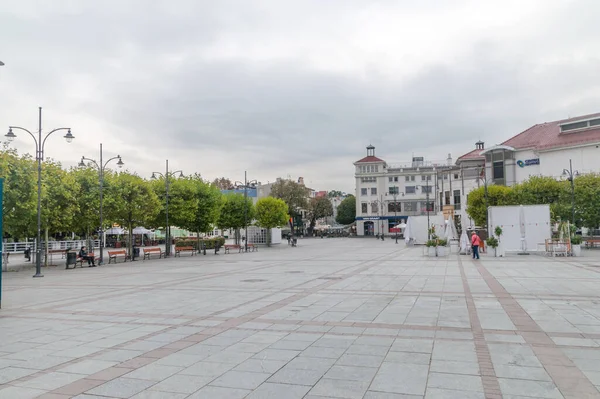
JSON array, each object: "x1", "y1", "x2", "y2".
[{"x1": 79, "y1": 246, "x2": 96, "y2": 267}]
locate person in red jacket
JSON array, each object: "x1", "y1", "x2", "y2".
[{"x1": 471, "y1": 232, "x2": 481, "y2": 260}]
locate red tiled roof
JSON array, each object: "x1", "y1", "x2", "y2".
[
  {"x1": 502, "y1": 112, "x2": 600, "y2": 151},
  {"x1": 355, "y1": 156, "x2": 385, "y2": 163},
  {"x1": 457, "y1": 148, "x2": 484, "y2": 161}
]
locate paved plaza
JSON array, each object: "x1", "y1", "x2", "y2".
[{"x1": 1, "y1": 239, "x2": 600, "y2": 398}]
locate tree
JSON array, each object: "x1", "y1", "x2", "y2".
[
  {"x1": 70, "y1": 166, "x2": 102, "y2": 236},
  {"x1": 573, "y1": 173, "x2": 600, "y2": 229},
  {"x1": 336, "y1": 195, "x2": 356, "y2": 225},
  {"x1": 327, "y1": 190, "x2": 345, "y2": 198},
  {"x1": 185, "y1": 177, "x2": 223, "y2": 236},
  {"x1": 255, "y1": 197, "x2": 288, "y2": 246},
  {"x1": 269, "y1": 179, "x2": 309, "y2": 218},
  {"x1": 466, "y1": 185, "x2": 514, "y2": 227},
  {"x1": 217, "y1": 194, "x2": 255, "y2": 244},
  {"x1": 307, "y1": 197, "x2": 333, "y2": 233},
  {"x1": 105, "y1": 172, "x2": 160, "y2": 257},
  {"x1": 0, "y1": 150, "x2": 37, "y2": 239},
  {"x1": 149, "y1": 177, "x2": 199, "y2": 232},
  {"x1": 212, "y1": 177, "x2": 234, "y2": 190},
  {"x1": 40, "y1": 159, "x2": 80, "y2": 236}
]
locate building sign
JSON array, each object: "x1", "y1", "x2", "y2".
[
  {"x1": 360, "y1": 217, "x2": 381, "y2": 221},
  {"x1": 517, "y1": 158, "x2": 540, "y2": 168}
]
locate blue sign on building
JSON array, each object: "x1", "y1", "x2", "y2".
[
  {"x1": 517, "y1": 158, "x2": 540, "y2": 168},
  {"x1": 221, "y1": 188, "x2": 257, "y2": 197}
]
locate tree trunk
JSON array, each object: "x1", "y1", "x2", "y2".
[
  {"x1": 267, "y1": 229, "x2": 271, "y2": 247},
  {"x1": 128, "y1": 221, "x2": 133, "y2": 259}
]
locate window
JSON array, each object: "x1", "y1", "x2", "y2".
[
  {"x1": 361, "y1": 188, "x2": 367, "y2": 196},
  {"x1": 371, "y1": 203, "x2": 378, "y2": 213},
  {"x1": 405, "y1": 176, "x2": 410, "y2": 182},
  {"x1": 361, "y1": 203, "x2": 368, "y2": 214},
  {"x1": 453, "y1": 190, "x2": 461, "y2": 205},
  {"x1": 454, "y1": 173, "x2": 459, "y2": 179},
  {"x1": 388, "y1": 177, "x2": 393, "y2": 182},
  {"x1": 493, "y1": 161, "x2": 504, "y2": 179},
  {"x1": 394, "y1": 176, "x2": 398, "y2": 182},
  {"x1": 404, "y1": 201, "x2": 417, "y2": 212},
  {"x1": 411, "y1": 175, "x2": 415, "y2": 181},
  {"x1": 371, "y1": 188, "x2": 377, "y2": 195},
  {"x1": 561, "y1": 120, "x2": 596, "y2": 132},
  {"x1": 388, "y1": 202, "x2": 401, "y2": 212},
  {"x1": 421, "y1": 175, "x2": 426, "y2": 181},
  {"x1": 405, "y1": 186, "x2": 416, "y2": 194},
  {"x1": 424, "y1": 201, "x2": 434, "y2": 211},
  {"x1": 388, "y1": 186, "x2": 399, "y2": 195},
  {"x1": 361, "y1": 177, "x2": 376, "y2": 183},
  {"x1": 422, "y1": 185, "x2": 432, "y2": 194},
  {"x1": 443, "y1": 173, "x2": 448, "y2": 180},
  {"x1": 445, "y1": 191, "x2": 450, "y2": 205}
]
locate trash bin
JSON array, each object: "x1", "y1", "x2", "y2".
[
  {"x1": 132, "y1": 247, "x2": 140, "y2": 260},
  {"x1": 66, "y1": 251, "x2": 77, "y2": 269},
  {"x1": 24, "y1": 248, "x2": 31, "y2": 261}
]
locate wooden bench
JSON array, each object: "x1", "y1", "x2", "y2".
[
  {"x1": 46, "y1": 249, "x2": 67, "y2": 265},
  {"x1": 143, "y1": 247, "x2": 164, "y2": 260},
  {"x1": 108, "y1": 249, "x2": 128, "y2": 264},
  {"x1": 585, "y1": 239, "x2": 600, "y2": 249},
  {"x1": 246, "y1": 244, "x2": 258, "y2": 252},
  {"x1": 71, "y1": 253, "x2": 98, "y2": 269},
  {"x1": 224, "y1": 244, "x2": 241, "y2": 254},
  {"x1": 175, "y1": 246, "x2": 196, "y2": 257}
]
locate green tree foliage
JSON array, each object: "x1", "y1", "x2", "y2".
[
  {"x1": 269, "y1": 179, "x2": 309, "y2": 218},
  {"x1": 327, "y1": 190, "x2": 345, "y2": 198},
  {"x1": 0, "y1": 150, "x2": 37, "y2": 239},
  {"x1": 335, "y1": 195, "x2": 356, "y2": 225},
  {"x1": 307, "y1": 197, "x2": 333, "y2": 232},
  {"x1": 105, "y1": 172, "x2": 160, "y2": 255},
  {"x1": 186, "y1": 177, "x2": 223, "y2": 234},
  {"x1": 255, "y1": 197, "x2": 289, "y2": 245},
  {"x1": 70, "y1": 166, "x2": 102, "y2": 235},
  {"x1": 573, "y1": 173, "x2": 600, "y2": 229},
  {"x1": 466, "y1": 185, "x2": 513, "y2": 226},
  {"x1": 40, "y1": 159, "x2": 80, "y2": 235},
  {"x1": 150, "y1": 177, "x2": 199, "y2": 231},
  {"x1": 217, "y1": 194, "x2": 255, "y2": 241}
]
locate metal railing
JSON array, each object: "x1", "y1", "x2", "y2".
[{"x1": 3, "y1": 240, "x2": 100, "y2": 254}]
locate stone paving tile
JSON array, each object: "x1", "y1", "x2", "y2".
[
  {"x1": 309, "y1": 378, "x2": 371, "y2": 398},
  {"x1": 498, "y1": 378, "x2": 564, "y2": 398},
  {"x1": 186, "y1": 385, "x2": 251, "y2": 398},
  {"x1": 58, "y1": 359, "x2": 118, "y2": 375},
  {"x1": 0, "y1": 386, "x2": 48, "y2": 399},
  {"x1": 426, "y1": 372, "x2": 484, "y2": 393},
  {"x1": 86, "y1": 377, "x2": 156, "y2": 398},
  {"x1": 245, "y1": 382, "x2": 311, "y2": 398},
  {"x1": 210, "y1": 370, "x2": 271, "y2": 390},
  {"x1": 16, "y1": 371, "x2": 85, "y2": 391},
  {"x1": 268, "y1": 366, "x2": 327, "y2": 385},
  {"x1": 324, "y1": 364, "x2": 378, "y2": 382},
  {"x1": 148, "y1": 374, "x2": 213, "y2": 393},
  {"x1": 370, "y1": 363, "x2": 429, "y2": 396}
]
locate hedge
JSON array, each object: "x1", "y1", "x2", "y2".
[{"x1": 174, "y1": 237, "x2": 225, "y2": 250}]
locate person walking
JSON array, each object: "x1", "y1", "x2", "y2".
[
  {"x1": 471, "y1": 232, "x2": 481, "y2": 260},
  {"x1": 79, "y1": 246, "x2": 96, "y2": 267}
]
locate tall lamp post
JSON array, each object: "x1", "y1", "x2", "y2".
[
  {"x1": 78, "y1": 144, "x2": 124, "y2": 264},
  {"x1": 152, "y1": 160, "x2": 183, "y2": 257},
  {"x1": 235, "y1": 171, "x2": 258, "y2": 252},
  {"x1": 562, "y1": 159, "x2": 579, "y2": 228},
  {"x1": 7, "y1": 107, "x2": 74, "y2": 278}
]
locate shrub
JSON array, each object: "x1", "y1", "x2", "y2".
[
  {"x1": 437, "y1": 239, "x2": 448, "y2": 247},
  {"x1": 425, "y1": 240, "x2": 437, "y2": 247},
  {"x1": 175, "y1": 237, "x2": 225, "y2": 250},
  {"x1": 486, "y1": 236, "x2": 499, "y2": 248},
  {"x1": 571, "y1": 235, "x2": 582, "y2": 245}
]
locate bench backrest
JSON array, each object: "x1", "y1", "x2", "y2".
[
  {"x1": 144, "y1": 247, "x2": 161, "y2": 253},
  {"x1": 176, "y1": 246, "x2": 194, "y2": 250},
  {"x1": 108, "y1": 250, "x2": 127, "y2": 255}
]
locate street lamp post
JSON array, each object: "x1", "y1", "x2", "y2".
[
  {"x1": 563, "y1": 159, "x2": 579, "y2": 228},
  {"x1": 388, "y1": 187, "x2": 399, "y2": 244},
  {"x1": 7, "y1": 107, "x2": 74, "y2": 278},
  {"x1": 152, "y1": 160, "x2": 183, "y2": 257},
  {"x1": 235, "y1": 171, "x2": 257, "y2": 252},
  {"x1": 78, "y1": 144, "x2": 124, "y2": 265}
]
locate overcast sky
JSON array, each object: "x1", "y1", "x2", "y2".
[{"x1": 1, "y1": 0, "x2": 598, "y2": 193}]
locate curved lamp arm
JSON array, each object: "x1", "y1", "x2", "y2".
[
  {"x1": 41, "y1": 127, "x2": 72, "y2": 151},
  {"x1": 80, "y1": 156, "x2": 100, "y2": 170},
  {"x1": 103, "y1": 155, "x2": 123, "y2": 170},
  {"x1": 7, "y1": 126, "x2": 39, "y2": 152}
]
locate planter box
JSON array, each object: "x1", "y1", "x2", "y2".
[
  {"x1": 437, "y1": 246, "x2": 446, "y2": 257},
  {"x1": 450, "y1": 243, "x2": 459, "y2": 254},
  {"x1": 572, "y1": 244, "x2": 581, "y2": 257},
  {"x1": 427, "y1": 247, "x2": 436, "y2": 257}
]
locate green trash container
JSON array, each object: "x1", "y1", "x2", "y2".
[{"x1": 66, "y1": 251, "x2": 77, "y2": 269}]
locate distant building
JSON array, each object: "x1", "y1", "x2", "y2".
[
  {"x1": 353, "y1": 145, "x2": 457, "y2": 236},
  {"x1": 220, "y1": 187, "x2": 258, "y2": 204}
]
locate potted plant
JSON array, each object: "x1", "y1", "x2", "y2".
[
  {"x1": 571, "y1": 235, "x2": 582, "y2": 257},
  {"x1": 486, "y1": 236, "x2": 499, "y2": 257},
  {"x1": 426, "y1": 240, "x2": 437, "y2": 257},
  {"x1": 437, "y1": 239, "x2": 448, "y2": 256},
  {"x1": 494, "y1": 226, "x2": 504, "y2": 257}
]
